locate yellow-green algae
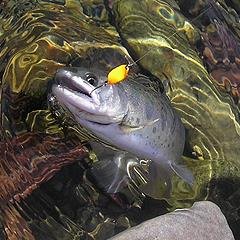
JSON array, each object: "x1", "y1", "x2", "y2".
[{"x1": 112, "y1": 0, "x2": 240, "y2": 207}]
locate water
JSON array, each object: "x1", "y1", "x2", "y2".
[{"x1": 0, "y1": 0, "x2": 239, "y2": 239}]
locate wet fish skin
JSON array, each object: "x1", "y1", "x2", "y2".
[{"x1": 51, "y1": 67, "x2": 194, "y2": 192}]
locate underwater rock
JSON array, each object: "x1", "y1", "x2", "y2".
[
  {"x1": 0, "y1": 0, "x2": 132, "y2": 239},
  {"x1": 110, "y1": 201, "x2": 235, "y2": 240},
  {"x1": 183, "y1": 0, "x2": 240, "y2": 104}
]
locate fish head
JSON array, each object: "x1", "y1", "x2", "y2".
[{"x1": 51, "y1": 67, "x2": 129, "y2": 125}]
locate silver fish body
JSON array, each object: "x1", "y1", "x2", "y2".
[{"x1": 51, "y1": 67, "x2": 193, "y2": 195}]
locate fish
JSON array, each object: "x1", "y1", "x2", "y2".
[{"x1": 50, "y1": 67, "x2": 194, "y2": 197}]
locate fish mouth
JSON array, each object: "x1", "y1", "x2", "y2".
[
  {"x1": 51, "y1": 68, "x2": 127, "y2": 125},
  {"x1": 52, "y1": 69, "x2": 101, "y2": 115}
]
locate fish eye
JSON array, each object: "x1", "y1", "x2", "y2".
[{"x1": 85, "y1": 72, "x2": 98, "y2": 86}]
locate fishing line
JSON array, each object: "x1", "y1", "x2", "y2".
[
  {"x1": 90, "y1": 1, "x2": 217, "y2": 94},
  {"x1": 126, "y1": 2, "x2": 215, "y2": 68}
]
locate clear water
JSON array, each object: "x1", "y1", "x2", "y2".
[{"x1": 0, "y1": 0, "x2": 239, "y2": 239}]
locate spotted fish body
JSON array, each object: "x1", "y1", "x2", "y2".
[
  {"x1": 51, "y1": 68, "x2": 193, "y2": 193},
  {"x1": 95, "y1": 76, "x2": 186, "y2": 165}
]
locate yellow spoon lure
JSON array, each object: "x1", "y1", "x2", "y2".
[
  {"x1": 107, "y1": 64, "x2": 130, "y2": 85},
  {"x1": 90, "y1": 64, "x2": 130, "y2": 95}
]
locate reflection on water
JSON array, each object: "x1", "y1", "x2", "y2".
[{"x1": 0, "y1": 0, "x2": 239, "y2": 239}]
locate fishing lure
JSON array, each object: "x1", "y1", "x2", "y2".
[
  {"x1": 107, "y1": 55, "x2": 144, "y2": 85},
  {"x1": 107, "y1": 64, "x2": 129, "y2": 84},
  {"x1": 90, "y1": 64, "x2": 130, "y2": 94}
]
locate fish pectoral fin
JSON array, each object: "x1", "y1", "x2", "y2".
[
  {"x1": 170, "y1": 162, "x2": 194, "y2": 186},
  {"x1": 89, "y1": 159, "x2": 127, "y2": 193},
  {"x1": 89, "y1": 150, "x2": 141, "y2": 194}
]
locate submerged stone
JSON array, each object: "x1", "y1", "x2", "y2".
[{"x1": 110, "y1": 201, "x2": 235, "y2": 240}]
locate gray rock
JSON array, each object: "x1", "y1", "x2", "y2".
[{"x1": 109, "y1": 201, "x2": 235, "y2": 240}]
